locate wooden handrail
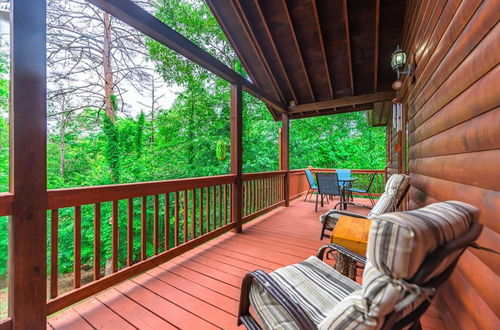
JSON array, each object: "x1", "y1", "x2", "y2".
[
  {"x1": 242, "y1": 170, "x2": 286, "y2": 180},
  {"x1": 47, "y1": 174, "x2": 236, "y2": 209},
  {"x1": 0, "y1": 193, "x2": 13, "y2": 217}
]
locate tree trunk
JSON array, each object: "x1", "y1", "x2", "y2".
[
  {"x1": 59, "y1": 119, "x2": 66, "y2": 178},
  {"x1": 334, "y1": 252, "x2": 357, "y2": 280},
  {"x1": 103, "y1": 12, "x2": 115, "y2": 122},
  {"x1": 150, "y1": 76, "x2": 155, "y2": 148}
]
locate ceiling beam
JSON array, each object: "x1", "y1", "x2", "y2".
[
  {"x1": 280, "y1": 0, "x2": 316, "y2": 102},
  {"x1": 288, "y1": 90, "x2": 395, "y2": 113},
  {"x1": 252, "y1": 0, "x2": 298, "y2": 104},
  {"x1": 230, "y1": 0, "x2": 286, "y2": 103},
  {"x1": 87, "y1": 0, "x2": 287, "y2": 112},
  {"x1": 374, "y1": 0, "x2": 380, "y2": 92},
  {"x1": 342, "y1": 0, "x2": 354, "y2": 95},
  {"x1": 290, "y1": 104, "x2": 375, "y2": 119},
  {"x1": 311, "y1": 0, "x2": 334, "y2": 99}
]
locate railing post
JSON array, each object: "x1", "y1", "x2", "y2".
[
  {"x1": 9, "y1": 0, "x2": 48, "y2": 328},
  {"x1": 280, "y1": 113, "x2": 290, "y2": 206},
  {"x1": 230, "y1": 84, "x2": 243, "y2": 232}
]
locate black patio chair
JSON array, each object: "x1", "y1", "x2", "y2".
[{"x1": 315, "y1": 172, "x2": 342, "y2": 212}]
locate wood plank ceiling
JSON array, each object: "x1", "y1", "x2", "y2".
[{"x1": 206, "y1": 0, "x2": 407, "y2": 120}]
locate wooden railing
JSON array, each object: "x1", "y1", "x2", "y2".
[
  {"x1": 242, "y1": 171, "x2": 287, "y2": 222},
  {"x1": 0, "y1": 168, "x2": 383, "y2": 321},
  {"x1": 44, "y1": 174, "x2": 236, "y2": 314}
]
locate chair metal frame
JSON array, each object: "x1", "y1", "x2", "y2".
[
  {"x1": 345, "y1": 173, "x2": 377, "y2": 207},
  {"x1": 238, "y1": 221, "x2": 483, "y2": 330},
  {"x1": 304, "y1": 169, "x2": 318, "y2": 201}
]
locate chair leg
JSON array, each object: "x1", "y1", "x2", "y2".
[
  {"x1": 304, "y1": 188, "x2": 310, "y2": 201},
  {"x1": 315, "y1": 194, "x2": 319, "y2": 212},
  {"x1": 368, "y1": 192, "x2": 375, "y2": 207}
]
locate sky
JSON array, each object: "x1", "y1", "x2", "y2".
[{"x1": 0, "y1": 1, "x2": 182, "y2": 119}]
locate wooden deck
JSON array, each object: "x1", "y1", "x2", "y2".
[{"x1": 47, "y1": 197, "x2": 445, "y2": 329}]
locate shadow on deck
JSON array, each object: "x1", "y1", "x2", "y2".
[{"x1": 47, "y1": 197, "x2": 445, "y2": 329}]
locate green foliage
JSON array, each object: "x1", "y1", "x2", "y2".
[
  {"x1": 0, "y1": 0, "x2": 387, "y2": 282},
  {"x1": 102, "y1": 114, "x2": 121, "y2": 183},
  {"x1": 135, "y1": 112, "x2": 145, "y2": 158},
  {"x1": 216, "y1": 140, "x2": 227, "y2": 161}
]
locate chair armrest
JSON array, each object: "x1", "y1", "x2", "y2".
[
  {"x1": 324, "y1": 209, "x2": 368, "y2": 219},
  {"x1": 317, "y1": 243, "x2": 367, "y2": 265},
  {"x1": 238, "y1": 270, "x2": 316, "y2": 330}
]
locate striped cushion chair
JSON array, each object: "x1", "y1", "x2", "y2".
[
  {"x1": 319, "y1": 174, "x2": 410, "y2": 240},
  {"x1": 238, "y1": 201, "x2": 481, "y2": 330}
]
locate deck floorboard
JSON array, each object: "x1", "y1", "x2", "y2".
[{"x1": 48, "y1": 197, "x2": 445, "y2": 329}]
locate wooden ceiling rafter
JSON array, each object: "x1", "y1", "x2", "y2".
[
  {"x1": 291, "y1": 103, "x2": 375, "y2": 119},
  {"x1": 252, "y1": 0, "x2": 299, "y2": 105},
  {"x1": 280, "y1": 0, "x2": 316, "y2": 102},
  {"x1": 288, "y1": 90, "x2": 394, "y2": 113},
  {"x1": 342, "y1": 0, "x2": 355, "y2": 96},
  {"x1": 374, "y1": 0, "x2": 380, "y2": 92},
  {"x1": 229, "y1": 0, "x2": 286, "y2": 105},
  {"x1": 311, "y1": 0, "x2": 334, "y2": 99},
  {"x1": 206, "y1": 0, "x2": 408, "y2": 120}
]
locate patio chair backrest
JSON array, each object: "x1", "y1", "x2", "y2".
[
  {"x1": 316, "y1": 172, "x2": 341, "y2": 196},
  {"x1": 304, "y1": 169, "x2": 316, "y2": 187},
  {"x1": 367, "y1": 174, "x2": 410, "y2": 218},
  {"x1": 335, "y1": 169, "x2": 351, "y2": 182},
  {"x1": 319, "y1": 201, "x2": 481, "y2": 330}
]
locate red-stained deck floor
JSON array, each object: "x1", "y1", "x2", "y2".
[{"x1": 47, "y1": 197, "x2": 445, "y2": 329}]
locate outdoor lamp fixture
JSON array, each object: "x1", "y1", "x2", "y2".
[{"x1": 391, "y1": 45, "x2": 413, "y2": 79}]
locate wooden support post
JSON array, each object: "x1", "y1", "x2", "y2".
[
  {"x1": 9, "y1": 0, "x2": 48, "y2": 328},
  {"x1": 230, "y1": 84, "x2": 243, "y2": 233},
  {"x1": 280, "y1": 113, "x2": 290, "y2": 206}
]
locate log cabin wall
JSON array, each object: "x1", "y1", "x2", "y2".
[{"x1": 400, "y1": 0, "x2": 499, "y2": 328}]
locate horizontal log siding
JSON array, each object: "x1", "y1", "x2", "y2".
[{"x1": 402, "y1": 0, "x2": 500, "y2": 328}]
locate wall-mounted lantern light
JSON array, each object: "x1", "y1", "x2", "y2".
[{"x1": 391, "y1": 45, "x2": 413, "y2": 78}]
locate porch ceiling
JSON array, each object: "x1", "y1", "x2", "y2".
[{"x1": 206, "y1": 0, "x2": 407, "y2": 120}]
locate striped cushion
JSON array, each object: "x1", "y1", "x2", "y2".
[
  {"x1": 319, "y1": 291, "x2": 377, "y2": 330},
  {"x1": 367, "y1": 201, "x2": 479, "y2": 279},
  {"x1": 319, "y1": 174, "x2": 409, "y2": 231},
  {"x1": 250, "y1": 256, "x2": 360, "y2": 329},
  {"x1": 367, "y1": 174, "x2": 409, "y2": 218}
]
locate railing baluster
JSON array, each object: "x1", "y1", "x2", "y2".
[
  {"x1": 252, "y1": 180, "x2": 259, "y2": 213},
  {"x1": 184, "y1": 190, "x2": 188, "y2": 243},
  {"x1": 164, "y1": 193, "x2": 170, "y2": 250},
  {"x1": 112, "y1": 200, "x2": 118, "y2": 273},
  {"x1": 206, "y1": 186, "x2": 210, "y2": 232},
  {"x1": 229, "y1": 184, "x2": 233, "y2": 222},
  {"x1": 191, "y1": 189, "x2": 196, "y2": 239},
  {"x1": 218, "y1": 185, "x2": 223, "y2": 227},
  {"x1": 199, "y1": 188, "x2": 204, "y2": 235},
  {"x1": 50, "y1": 209, "x2": 58, "y2": 299},
  {"x1": 154, "y1": 194, "x2": 159, "y2": 255},
  {"x1": 212, "y1": 185, "x2": 216, "y2": 229},
  {"x1": 223, "y1": 184, "x2": 227, "y2": 225},
  {"x1": 127, "y1": 198, "x2": 133, "y2": 266},
  {"x1": 175, "y1": 191, "x2": 180, "y2": 246},
  {"x1": 141, "y1": 196, "x2": 147, "y2": 260},
  {"x1": 94, "y1": 203, "x2": 101, "y2": 280},
  {"x1": 74, "y1": 205, "x2": 81, "y2": 288}
]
